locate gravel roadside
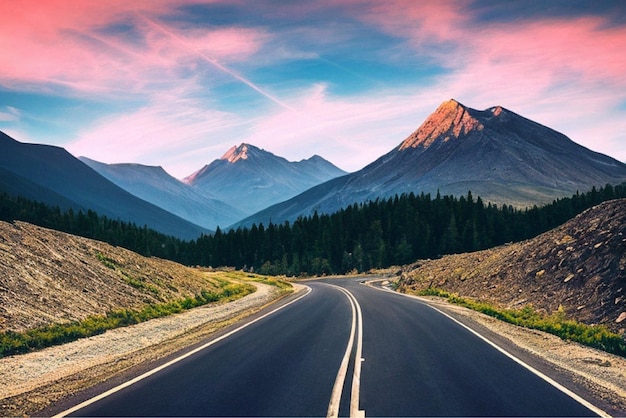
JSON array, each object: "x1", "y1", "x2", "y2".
[
  {"x1": 414, "y1": 294, "x2": 626, "y2": 416},
  {"x1": 3, "y1": 279, "x2": 625, "y2": 416},
  {"x1": 1, "y1": 281, "x2": 289, "y2": 416}
]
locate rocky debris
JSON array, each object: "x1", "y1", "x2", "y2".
[{"x1": 398, "y1": 199, "x2": 626, "y2": 335}]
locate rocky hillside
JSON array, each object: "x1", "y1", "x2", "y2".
[
  {"x1": 397, "y1": 199, "x2": 626, "y2": 335},
  {"x1": 0, "y1": 220, "x2": 237, "y2": 333}
]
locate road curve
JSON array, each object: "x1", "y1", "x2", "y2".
[
  {"x1": 59, "y1": 284, "x2": 352, "y2": 417},
  {"x1": 340, "y1": 278, "x2": 604, "y2": 417},
  {"x1": 53, "y1": 277, "x2": 606, "y2": 417}
]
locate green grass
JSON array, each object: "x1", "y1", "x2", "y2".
[
  {"x1": 0, "y1": 281, "x2": 255, "y2": 358},
  {"x1": 415, "y1": 287, "x2": 626, "y2": 357},
  {"x1": 1, "y1": 270, "x2": 290, "y2": 358},
  {"x1": 216, "y1": 270, "x2": 294, "y2": 293},
  {"x1": 95, "y1": 252, "x2": 116, "y2": 270},
  {"x1": 245, "y1": 275, "x2": 293, "y2": 292},
  {"x1": 95, "y1": 252, "x2": 161, "y2": 295}
]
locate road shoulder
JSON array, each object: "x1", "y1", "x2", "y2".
[
  {"x1": 366, "y1": 278, "x2": 626, "y2": 416},
  {"x1": 1, "y1": 281, "x2": 303, "y2": 417}
]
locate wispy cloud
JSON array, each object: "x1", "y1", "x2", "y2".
[
  {"x1": 66, "y1": 81, "x2": 245, "y2": 175},
  {"x1": 0, "y1": 0, "x2": 267, "y2": 96},
  {"x1": 138, "y1": 15, "x2": 294, "y2": 112},
  {"x1": 0, "y1": 106, "x2": 21, "y2": 122},
  {"x1": 1, "y1": 0, "x2": 625, "y2": 176}
]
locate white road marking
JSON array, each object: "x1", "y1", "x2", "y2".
[
  {"x1": 325, "y1": 285, "x2": 356, "y2": 418},
  {"x1": 349, "y1": 287, "x2": 364, "y2": 418},
  {"x1": 366, "y1": 280, "x2": 611, "y2": 418},
  {"x1": 52, "y1": 286, "x2": 312, "y2": 418},
  {"x1": 325, "y1": 284, "x2": 365, "y2": 418}
]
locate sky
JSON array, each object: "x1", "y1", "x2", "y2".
[{"x1": 1, "y1": 0, "x2": 625, "y2": 179}]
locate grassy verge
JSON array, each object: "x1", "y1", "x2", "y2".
[
  {"x1": 0, "y1": 279, "x2": 255, "y2": 358},
  {"x1": 240, "y1": 273, "x2": 294, "y2": 292},
  {"x1": 205, "y1": 270, "x2": 294, "y2": 292},
  {"x1": 415, "y1": 287, "x2": 626, "y2": 357}
]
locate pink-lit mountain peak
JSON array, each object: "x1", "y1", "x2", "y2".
[
  {"x1": 221, "y1": 143, "x2": 255, "y2": 164},
  {"x1": 399, "y1": 99, "x2": 486, "y2": 150}
]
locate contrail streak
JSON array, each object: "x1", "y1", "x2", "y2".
[{"x1": 139, "y1": 15, "x2": 296, "y2": 112}]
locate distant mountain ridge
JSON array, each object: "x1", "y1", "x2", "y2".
[
  {"x1": 79, "y1": 157, "x2": 245, "y2": 230},
  {"x1": 0, "y1": 131, "x2": 208, "y2": 239},
  {"x1": 184, "y1": 143, "x2": 347, "y2": 215},
  {"x1": 233, "y1": 99, "x2": 626, "y2": 229},
  {"x1": 4, "y1": 100, "x2": 625, "y2": 235}
]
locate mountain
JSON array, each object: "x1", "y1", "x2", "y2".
[
  {"x1": 79, "y1": 157, "x2": 245, "y2": 230},
  {"x1": 183, "y1": 143, "x2": 347, "y2": 215},
  {"x1": 233, "y1": 99, "x2": 626, "y2": 228},
  {"x1": 0, "y1": 132, "x2": 208, "y2": 239},
  {"x1": 397, "y1": 198, "x2": 626, "y2": 334}
]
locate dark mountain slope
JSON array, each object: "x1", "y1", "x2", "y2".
[
  {"x1": 80, "y1": 158, "x2": 244, "y2": 230},
  {"x1": 0, "y1": 166, "x2": 80, "y2": 211},
  {"x1": 0, "y1": 132, "x2": 207, "y2": 239},
  {"x1": 233, "y1": 100, "x2": 626, "y2": 229},
  {"x1": 184, "y1": 144, "x2": 347, "y2": 215}
]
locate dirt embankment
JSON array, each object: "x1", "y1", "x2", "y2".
[
  {"x1": 398, "y1": 199, "x2": 626, "y2": 335},
  {"x1": 0, "y1": 220, "x2": 233, "y2": 333},
  {"x1": 0, "y1": 219, "x2": 294, "y2": 415},
  {"x1": 0, "y1": 281, "x2": 286, "y2": 416}
]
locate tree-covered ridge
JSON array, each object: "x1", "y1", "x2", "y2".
[
  {"x1": 1, "y1": 183, "x2": 624, "y2": 275},
  {"x1": 198, "y1": 184, "x2": 626, "y2": 275},
  {"x1": 0, "y1": 200, "x2": 183, "y2": 260}
]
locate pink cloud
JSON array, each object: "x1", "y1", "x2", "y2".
[
  {"x1": 461, "y1": 17, "x2": 626, "y2": 91},
  {"x1": 343, "y1": 1, "x2": 626, "y2": 162},
  {"x1": 349, "y1": 0, "x2": 626, "y2": 89},
  {"x1": 0, "y1": 0, "x2": 267, "y2": 95},
  {"x1": 239, "y1": 84, "x2": 433, "y2": 171},
  {"x1": 350, "y1": 0, "x2": 469, "y2": 51}
]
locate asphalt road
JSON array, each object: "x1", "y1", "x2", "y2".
[{"x1": 56, "y1": 277, "x2": 606, "y2": 417}]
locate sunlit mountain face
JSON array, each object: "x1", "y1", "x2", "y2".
[{"x1": 233, "y1": 99, "x2": 626, "y2": 229}]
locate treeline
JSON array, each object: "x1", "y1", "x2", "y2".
[
  {"x1": 193, "y1": 184, "x2": 626, "y2": 275},
  {"x1": 1, "y1": 183, "x2": 625, "y2": 275},
  {"x1": 0, "y1": 198, "x2": 183, "y2": 259}
]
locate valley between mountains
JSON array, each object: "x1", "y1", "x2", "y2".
[
  {"x1": 1, "y1": 99, "x2": 626, "y2": 415},
  {"x1": 2, "y1": 99, "x2": 625, "y2": 237}
]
